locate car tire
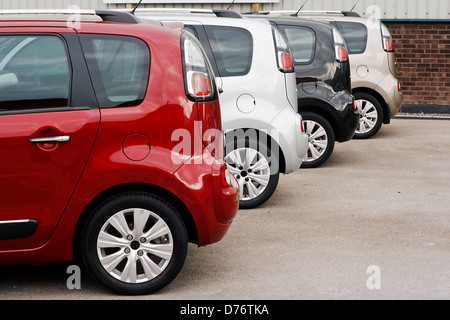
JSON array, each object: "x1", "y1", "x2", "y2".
[
  {"x1": 301, "y1": 112, "x2": 335, "y2": 168},
  {"x1": 225, "y1": 134, "x2": 279, "y2": 209},
  {"x1": 81, "y1": 192, "x2": 188, "y2": 295},
  {"x1": 353, "y1": 92, "x2": 384, "y2": 139}
]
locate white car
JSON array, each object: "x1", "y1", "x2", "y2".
[{"x1": 136, "y1": 9, "x2": 308, "y2": 209}]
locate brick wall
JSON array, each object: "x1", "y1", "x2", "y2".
[{"x1": 383, "y1": 21, "x2": 450, "y2": 109}]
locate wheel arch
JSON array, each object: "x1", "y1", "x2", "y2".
[
  {"x1": 298, "y1": 98, "x2": 343, "y2": 141},
  {"x1": 352, "y1": 87, "x2": 391, "y2": 124},
  {"x1": 224, "y1": 128, "x2": 286, "y2": 174},
  {"x1": 73, "y1": 183, "x2": 198, "y2": 262}
]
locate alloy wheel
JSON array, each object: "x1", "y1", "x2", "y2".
[
  {"x1": 355, "y1": 98, "x2": 379, "y2": 135},
  {"x1": 225, "y1": 147, "x2": 271, "y2": 202},
  {"x1": 96, "y1": 208, "x2": 173, "y2": 284},
  {"x1": 304, "y1": 120, "x2": 328, "y2": 163}
]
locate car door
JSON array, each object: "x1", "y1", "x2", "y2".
[{"x1": 0, "y1": 29, "x2": 100, "y2": 251}]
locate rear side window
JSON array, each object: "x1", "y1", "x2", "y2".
[
  {"x1": 80, "y1": 34, "x2": 150, "y2": 108},
  {"x1": 335, "y1": 22, "x2": 367, "y2": 54},
  {"x1": 0, "y1": 35, "x2": 70, "y2": 113},
  {"x1": 279, "y1": 26, "x2": 315, "y2": 65},
  {"x1": 205, "y1": 26, "x2": 252, "y2": 77}
]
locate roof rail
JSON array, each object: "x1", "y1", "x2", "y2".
[
  {"x1": 243, "y1": 11, "x2": 269, "y2": 15},
  {"x1": 212, "y1": 9, "x2": 242, "y2": 18},
  {"x1": 0, "y1": 9, "x2": 140, "y2": 23},
  {"x1": 243, "y1": 10, "x2": 361, "y2": 17},
  {"x1": 243, "y1": 11, "x2": 277, "y2": 15},
  {"x1": 96, "y1": 10, "x2": 140, "y2": 23},
  {"x1": 131, "y1": 8, "x2": 212, "y2": 14},
  {"x1": 131, "y1": 8, "x2": 242, "y2": 18},
  {"x1": 243, "y1": 10, "x2": 294, "y2": 16},
  {"x1": 340, "y1": 11, "x2": 361, "y2": 17}
]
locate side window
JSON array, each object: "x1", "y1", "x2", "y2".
[
  {"x1": 0, "y1": 35, "x2": 71, "y2": 113},
  {"x1": 80, "y1": 34, "x2": 150, "y2": 108},
  {"x1": 205, "y1": 26, "x2": 252, "y2": 77},
  {"x1": 279, "y1": 26, "x2": 315, "y2": 65},
  {"x1": 335, "y1": 22, "x2": 367, "y2": 54}
]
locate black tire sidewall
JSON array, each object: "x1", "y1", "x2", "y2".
[{"x1": 81, "y1": 192, "x2": 188, "y2": 295}]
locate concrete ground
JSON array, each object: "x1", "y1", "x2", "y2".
[{"x1": 1, "y1": 117, "x2": 449, "y2": 300}]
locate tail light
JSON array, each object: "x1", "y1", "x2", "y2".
[
  {"x1": 280, "y1": 52, "x2": 293, "y2": 70},
  {"x1": 397, "y1": 81, "x2": 401, "y2": 92},
  {"x1": 381, "y1": 23, "x2": 394, "y2": 52},
  {"x1": 336, "y1": 46, "x2": 348, "y2": 61},
  {"x1": 181, "y1": 32, "x2": 216, "y2": 101},
  {"x1": 383, "y1": 38, "x2": 393, "y2": 51},
  {"x1": 272, "y1": 27, "x2": 294, "y2": 73},
  {"x1": 190, "y1": 72, "x2": 212, "y2": 97},
  {"x1": 181, "y1": 32, "x2": 222, "y2": 160},
  {"x1": 213, "y1": 161, "x2": 239, "y2": 225},
  {"x1": 352, "y1": 98, "x2": 357, "y2": 111},
  {"x1": 221, "y1": 166, "x2": 237, "y2": 188},
  {"x1": 333, "y1": 28, "x2": 348, "y2": 62},
  {"x1": 300, "y1": 119, "x2": 305, "y2": 133}
]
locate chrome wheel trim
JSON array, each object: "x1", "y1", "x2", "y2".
[
  {"x1": 225, "y1": 147, "x2": 271, "y2": 202},
  {"x1": 355, "y1": 98, "x2": 378, "y2": 134},
  {"x1": 96, "y1": 208, "x2": 173, "y2": 284},
  {"x1": 303, "y1": 120, "x2": 328, "y2": 162}
]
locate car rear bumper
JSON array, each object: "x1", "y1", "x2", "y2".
[
  {"x1": 165, "y1": 152, "x2": 239, "y2": 246},
  {"x1": 327, "y1": 90, "x2": 359, "y2": 142},
  {"x1": 270, "y1": 106, "x2": 308, "y2": 173},
  {"x1": 376, "y1": 74, "x2": 403, "y2": 117},
  {"x1": 337, "y1": 101, "x2": 359, "y2": 142}
]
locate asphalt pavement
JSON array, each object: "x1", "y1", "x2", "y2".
[{"x1": 1, "y1": 117, "x2": 449, "y2": 301}]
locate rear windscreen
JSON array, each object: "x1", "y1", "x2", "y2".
[
  {"x1": 205, "y1": 25, "x2": 253, "y2": 77},
  {"x1": 335, "y1": 21, "x2": 367, "y2": 54},
  {"x1": 279, "y1": 25, "x2": 315, "y2": 65}
]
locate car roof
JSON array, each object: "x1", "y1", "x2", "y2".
[
  {"x1": 295, "y1": 13, "x2": 376, "y2": 26},
  {"x1": 245, "y1": 10, "x2": 371, "y2": 24},
  {"x1": 0, "y1": 9, "x2": 184, "y2": 36},
  {"x1": 248, "y1": 14, "x2": 335, "y2": 29},
  {"x1": 244, "y1": 10, "x2": 360, "y2": 17},
  {"x1": 140, "y1": 15, "x2": 272, "y2": 30},
  {"x1": 0, "y1": 9, "x2": 139, "y2": 22},
  {"x1": 133, "y1": 8, "x2": 272, "y2": 29}
]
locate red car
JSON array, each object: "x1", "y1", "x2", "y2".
[{"x1": 0, "y1": 10, "x2": 239, "y2": 295}]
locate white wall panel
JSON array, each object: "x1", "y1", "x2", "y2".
[{"x1": 0, "y1": 0, "x2": 108, "y2": 10}]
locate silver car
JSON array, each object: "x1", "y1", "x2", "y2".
[{"x1": 136, "y1": 9, "x2": 308, "y2": 209}]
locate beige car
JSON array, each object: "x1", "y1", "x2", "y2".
[{"x1": 297, "y1": 11, "x2": 404, "y2": 138}]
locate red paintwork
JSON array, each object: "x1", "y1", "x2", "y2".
[{"x1": 0, "y1": 20, "x2": 238, "y2": 265}]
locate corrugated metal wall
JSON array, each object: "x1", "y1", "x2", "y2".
[
  {"x1": 0, "y1": 0, "x2": 107, "y2": 10},
  {"x1": 1, "y1": 1, "x2": 449, "y2": 19},
  {"x1": 268, "y1": 0, "x2": 450, "y2": 19}
]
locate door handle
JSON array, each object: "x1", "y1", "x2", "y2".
[{"x1": 29, "y1": 135, "x2": 71, "y2": 143}]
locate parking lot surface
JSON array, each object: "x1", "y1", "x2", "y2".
[{"x1": 1, "y1": 117, "x2": 449, "y2": 300}]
